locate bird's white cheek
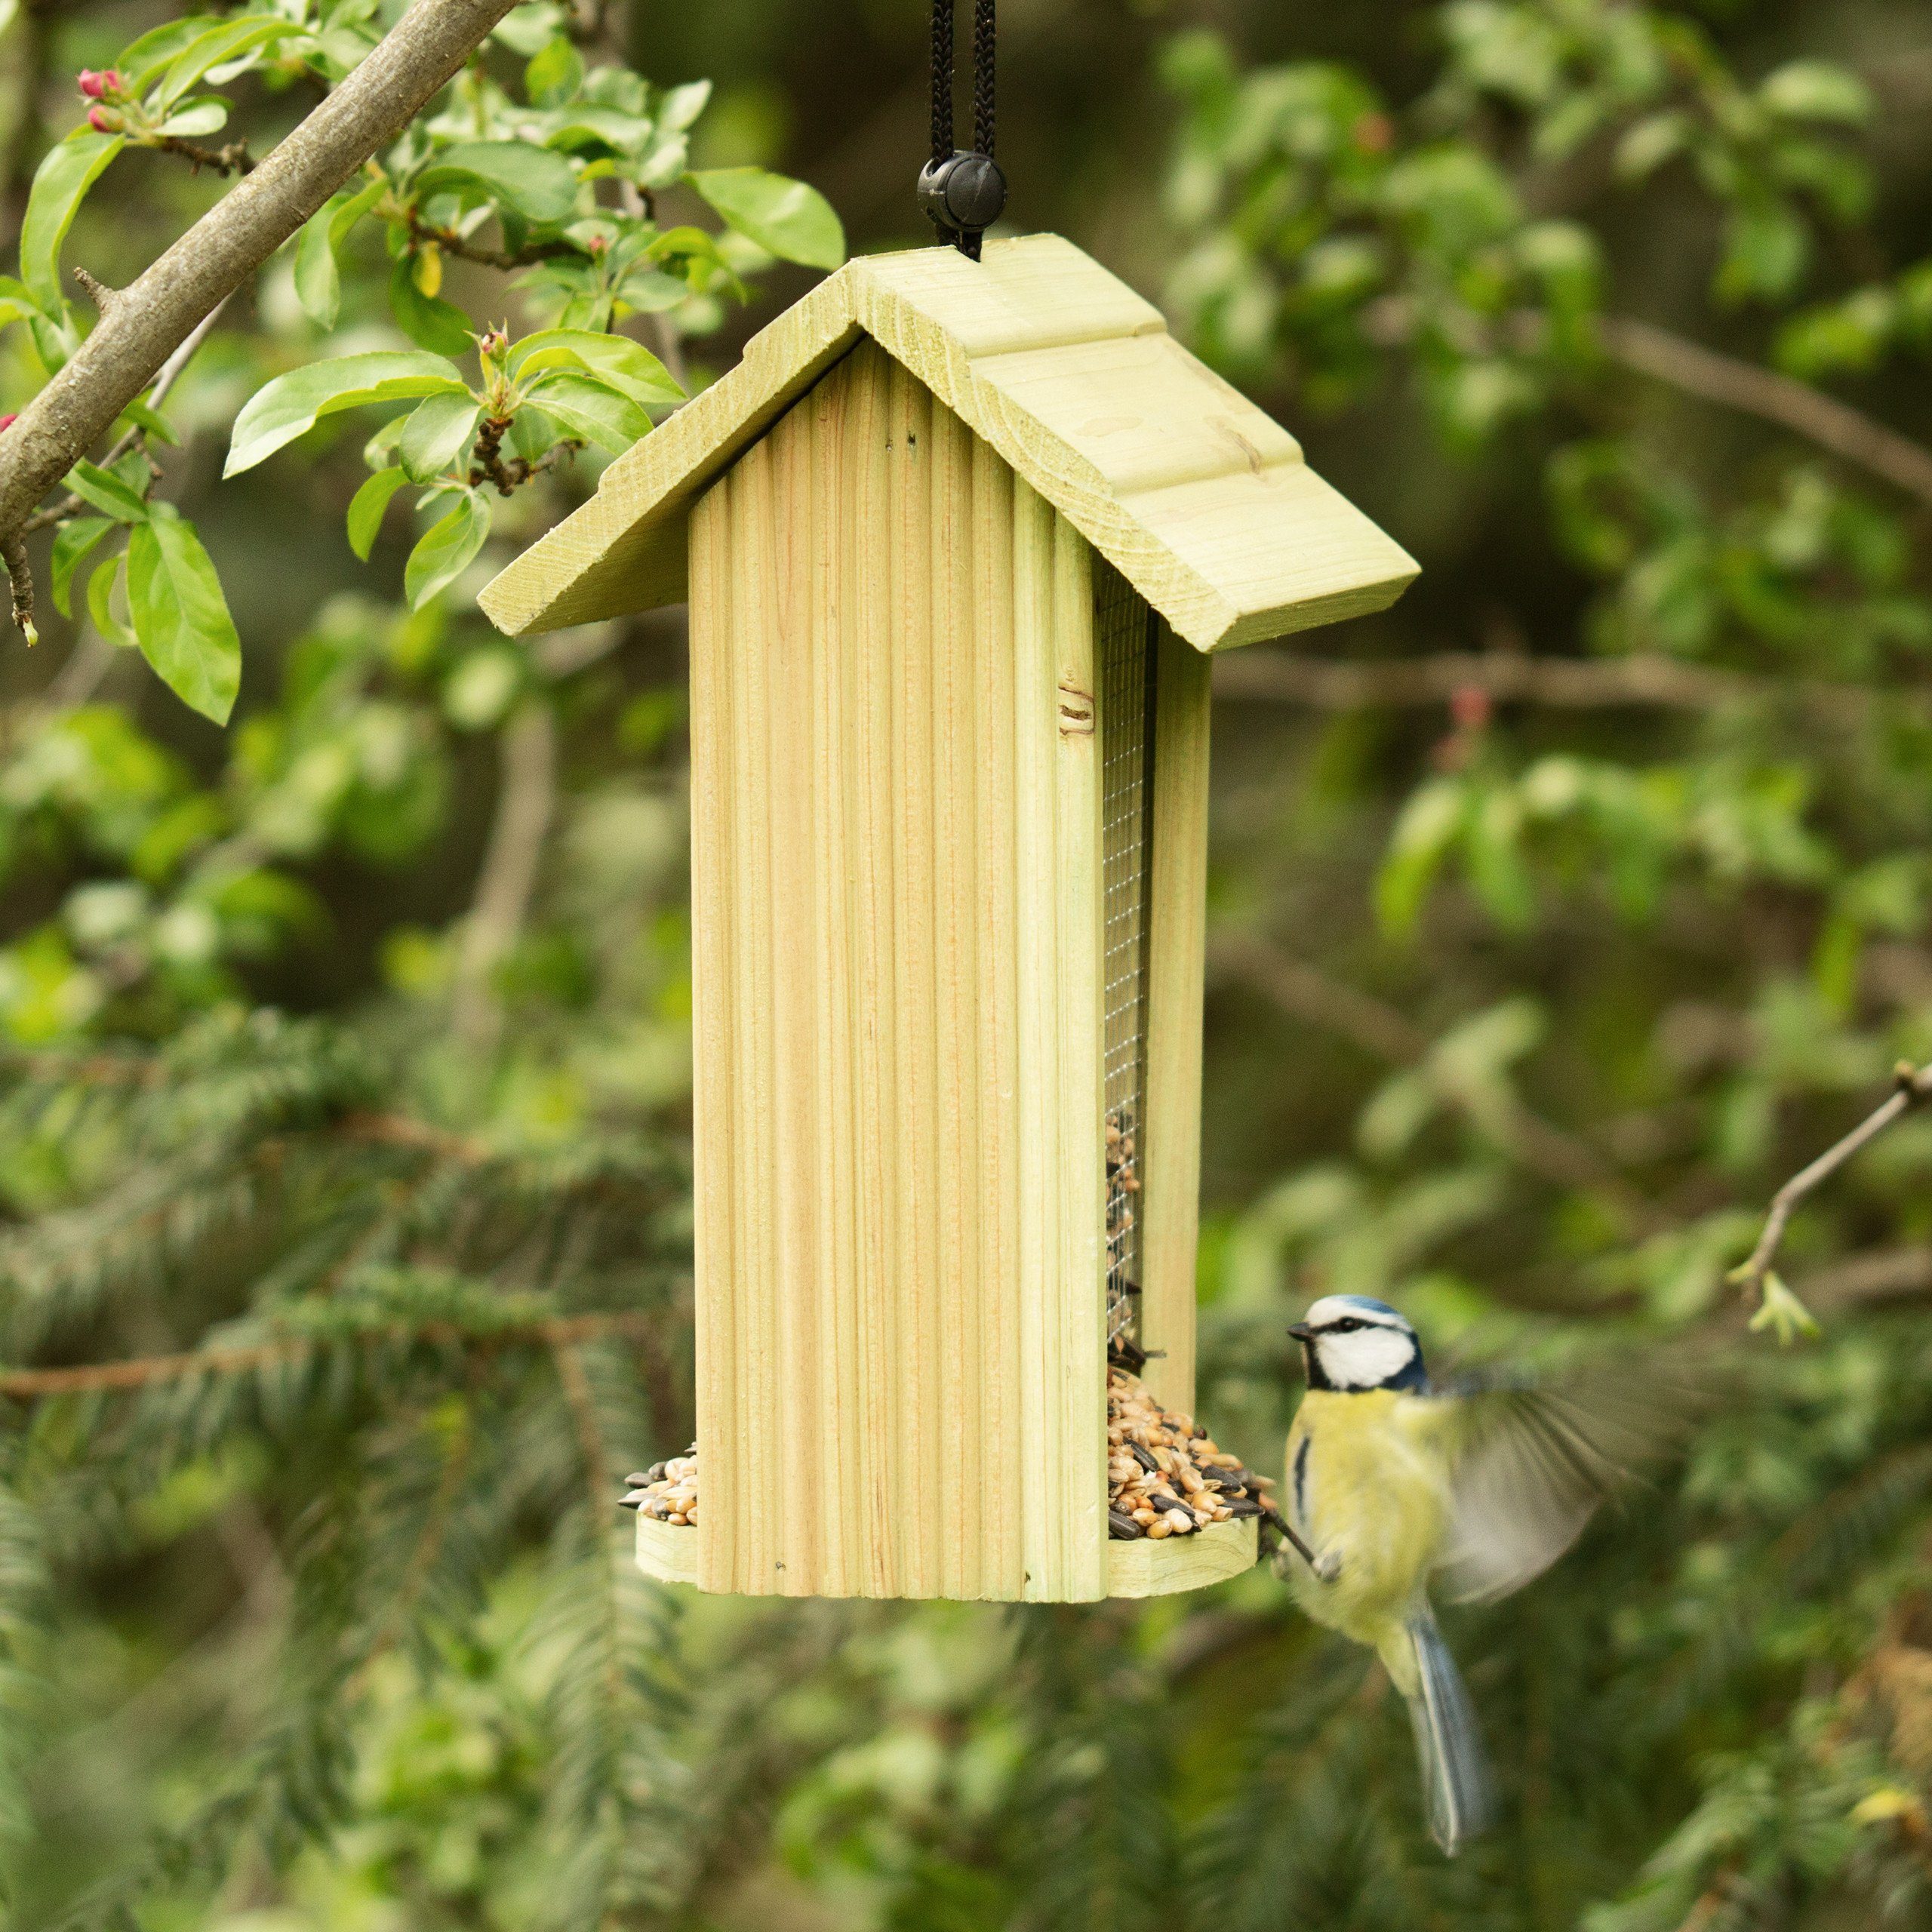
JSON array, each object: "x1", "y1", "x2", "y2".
[{"x1": 1318, "y1": 1328, "x2": 1417, "y2": 1389}]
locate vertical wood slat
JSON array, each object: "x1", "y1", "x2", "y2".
[
  {"x1": 1139, "y1": 623, "x2": 1212, "y2": 1418},
  {"x1": 690, "y1": 339, "x2": 1106, "y2": 1598}
]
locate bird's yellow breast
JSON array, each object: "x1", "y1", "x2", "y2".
[{"x1": 1284, "y1": 1390, "x2": 1452, "y2": 1647}]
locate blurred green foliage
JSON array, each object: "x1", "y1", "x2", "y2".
[{"x1": 2, "y1": 0, "x2": 1932, "y2": 1927}]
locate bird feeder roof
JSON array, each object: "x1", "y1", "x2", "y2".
[{"x1": 478, "y1": 234, "x2": 1418, "y2": 652}]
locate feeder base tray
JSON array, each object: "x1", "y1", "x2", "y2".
[{"x1": 633, "y1": 1510, "x2": 1256, "y2": 1601}]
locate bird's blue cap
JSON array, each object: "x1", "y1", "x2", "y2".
[{"x1": 1330, "y1": 1294, "x2": 1403, "y2": 1319}]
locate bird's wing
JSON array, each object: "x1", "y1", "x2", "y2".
[{"x1": 1418, "y1": 1368, "x2": 1681, "y2": 1605}]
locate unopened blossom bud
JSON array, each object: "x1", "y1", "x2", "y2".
[
  {"x1": 78, "y1": 69, "x2": 122, "y2": 100},
  {"x1": 87, "y1": 106, "x2": 117, "y2": 133},
  {"x1": 0, "y1": 415, "x2": 17, "y2": 433}
]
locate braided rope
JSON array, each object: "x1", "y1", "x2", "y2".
[
  {"x1": 927, "y1": 0, "x2": 996, "y2": 258},
  {"x1": 972, "y1": 0, "x2": 995, "y2": 157},
  {"x1": 931, "y1": 0, "x2": 954, "y2": 171}
]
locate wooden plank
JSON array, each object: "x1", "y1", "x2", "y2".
[
  {"x1": 972, "y1": 437, "x2": 1024, "y2": 1595},
  {"x1": 1106, "y1": 1518, "x2": 1256, "y2": 1601},
  {"x1": 838, "y1": 343, "x2": 904, "y2": 1596},
  {"x1": 688, "y1": 343, "x2": 1110, "y2": 1599},
  {"x1": 635, "y1": 1514, "x2": 700, "y2": 1588},
  {"x1": 480, "y1": 235, "x2": 1417, "y2": 655},
  {"x1": 1139, "y1": 624, "x2": 1211, "y2": 1418},
  {"x1": 688, "y1": 478, "x2": 738, "y2": 1595}
]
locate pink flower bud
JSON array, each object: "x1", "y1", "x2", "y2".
[
  {"x1": 1449, "y1": 684, "x2": 1493, "y2": 732},
  {"x1": 87, "y1": 106, "x2": 115, "y2": 133},
  {"x1": 78, "y1": 69, "x2": 122, "y2": 100},
  {"x1": 0, "y1": 415, "x2": 17, "y2": 433},
  {"x1": 586, "y1": 233, "x2": 608, "y2": 257}
]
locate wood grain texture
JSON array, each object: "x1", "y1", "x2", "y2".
[
  {"x1": 480, "y1": 235, "x2": 1417, "y2": 652},
  {"x1": 1139, "y1": 625, "x2": 1212, "y2": 1417},
  {"x1": 635, "y1": 1513, "x2": 700, "y2": 1587},
  {"x1": 688, "y1": 341, "x2": 1106, "y2": 1599},
  {"x1": 1106, "y1": 1517, "x2": 1257, "y2": 1600}
]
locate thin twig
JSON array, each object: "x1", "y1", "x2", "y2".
[
  {"x1": 1368, "y1": 296, "x2": 1932, "y2": 512},
  {"x1": 1730, "y1": 1060, "x2": 1932, "y2": 1303},
  {"x1": 1210, "y1": 929, "x2": 1665, "y2": 1231},
  {"x1": 1595, "y1": 315, "x2": 1932, "y2": 511},
  {"x1": 452, "y1": 701, "x2": 556, "y2": 1047},
  {"x1": 406, "y1": 209, "x2": 574, "y2": 270},
  {"x1": 1210, "y1": 647, "x2": 1881, "y2": 728},
  {"x1": 149, "y1": 133, "x2": 254, "y2": 176},
  {"x1": 23, "y1": 294, "x2": 232, "y2": 540},
  {"x1": 0, "y1": 1310, "x2": 651, "y2": 1400}
]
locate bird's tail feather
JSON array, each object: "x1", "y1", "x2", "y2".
[{"x1": 1399, "y1": 1614, "x2": 1494, "y2": 1855}]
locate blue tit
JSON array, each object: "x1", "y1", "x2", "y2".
[{"x1": 1280, "y1": 1293, "x2": 1659, "y2": 1855}]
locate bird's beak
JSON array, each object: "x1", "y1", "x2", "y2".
[{"x1": 1287, "y1": 1322, "x2": 1315, "y2": 1344}]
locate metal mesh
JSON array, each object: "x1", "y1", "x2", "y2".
[{"x1": 1097, "y1": 566, "x2": 1157, "y2": 1345}]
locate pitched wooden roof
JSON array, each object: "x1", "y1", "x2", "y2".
[{"x1": 478, "y1": 235, "x2": 1417, "y2": 651}]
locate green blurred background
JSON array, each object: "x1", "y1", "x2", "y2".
[{"x1": 5, "y1": 1, "x2": 1932, "y2": 1926}]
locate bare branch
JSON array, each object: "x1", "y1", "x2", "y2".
[
  {"x1": 148, "y1": 133, "x2": 255, "y2": 177},
  {"x1": 1594, "y1": 315, "x2": 1932, "y2": 511},
  {"x1": 0, "y1": 1311, "x2": 652, "y2": 1401},
  {"x1": 1209, "y1": 928, "x2": 1666, "y2": 1232},
  {"x1": 1730, "y1": 1060, "x2": 1932, "y2": 1304},
  {"x1": 1369, "y1": 295, "x2": 1932, "y2": 512},
  {"x1": 1210, "y1": 647, "x2": 1879, "y2": 728},
  {"x1": 452, "y1": 701, "x2": 556, "y2": 1046},
  {"x1": 0, "y1": 0, "x2": 521, "y2": 623}
]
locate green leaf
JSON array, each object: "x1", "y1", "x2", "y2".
[
  {"x1": 398, "y1": 392, "x2": 482, "y2": 483},
  {"x1": 293, "y1": 178, "x2": 385, "y2": 330},
  {"x1": 21, "y1": 130, "x2": 125, "y2": 309},
  {"x1": 51, "y1": 517, "x2": 112, "y2": 619},
  {"x1": 687, "y1": 166, "x2": 844, "y2": 269},
  {"x1": 1375, "y1": 776, "x2": 1467, "y2": 937},
  {"x1": 157, "y1": 97, "x2": 229, "y2": 138},
  {"x1": 156, "y1": 18, "x2": 300, "y2": 109},
  {"x1": 346, "y1": 466, "x2": 409, "y2": 561},
  {"x1": 116, "y1": 396, "x2": 179, "y2": 445},
  {"x1": 226, "y1": 351, "x2": 467, "y2": 475},
  {"x1": 120, "y1": 17, "x2": 213, "y2": 91},
  {"x1": 1761, "y1": 60, "x2": 1872, "y2": 125},
  {"x1": 522, "y1": 372, "x2": 650, "y2": 452},
  {"x1": 414, "y1": 140, "x2": 580, "y2": 226},
  {"x1": 294, "y1": 208, "x2": 342, "y2": 330},
  {"x1": 404, "y1": 493, "x2": 491, "y2": 609},
  {"x1": 66, "y1": 460, "x2": 150, "y2": 523},
  {"x1": 389, "y1": 254, "x2": 475, "y2": 355},
  {"x1": 526, "y1": 35, "x2": 583, "y2": 106},
  {"x1": 507, "y1": 328, "x2": 683, "y2": 408},
  {"x1": 127, "y1": 514, "x2": 241, "y2": 724},
  {"x1": 86, "y1": 550, "x2": 133, "y2": 649},
  {"x1": 658, "y1": 79, "x2": 712, "y2": 131}
]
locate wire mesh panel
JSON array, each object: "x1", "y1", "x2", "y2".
[{"x1": 1097, "y1": 565, "x2": 1158, "y2": 1345}]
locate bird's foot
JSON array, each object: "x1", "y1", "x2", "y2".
[{"x1": 1310, "y1": 1547, "x2": 1343, "y2": 1584}]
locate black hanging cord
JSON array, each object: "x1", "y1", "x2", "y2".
[
  {"x1": 971, "y1": 0, "x2": 995, "y2": 158},
  {"x1": 918, "y1": 0, "x2": 1004, "y2": 260}
]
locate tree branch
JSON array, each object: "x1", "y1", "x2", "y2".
[
  {"x1": 1594, "y1": 315, "x2": 1932, "y2": 511},
  {"x1": 452, "y1": 701, "x2": 556, "y2": 1047},
  {"x1": 0, "y1": 1310, "x2": 651, "y2": 1401},
  {"x1": 1730, "y1": 1060, "x2": 1932, "y2": 1305},
  {"x1": 1210, "y1": 928, "x2": 1666, "y2": 1232},
  {"x1": 1209, "y1": 646, "x2": 1878, "y2": 728},
  {"x1": 0, "y1": 0, "x2": 521, "y2": 630}
]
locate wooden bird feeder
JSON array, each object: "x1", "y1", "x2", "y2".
[{"x1": 481, "y1": 236, "x2": 1416, "y2": 1603}]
